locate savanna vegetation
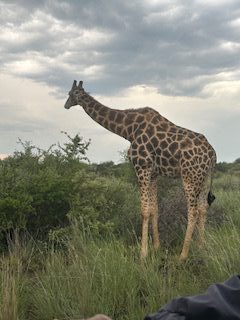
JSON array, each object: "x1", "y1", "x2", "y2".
[{"x1": 0, "y1": 132, "x2": 240, "y2": 320}]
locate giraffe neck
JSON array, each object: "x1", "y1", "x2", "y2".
[{"x1": 79, "y1": 93, "x2": 132, "y2": 141}]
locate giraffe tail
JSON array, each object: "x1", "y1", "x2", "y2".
[
  {"x1": 207, "y1": 191, "x2": 215, "y2": 206},
  {"x1": 207, "y1": 151, "x2": 216, "y2": 206}
]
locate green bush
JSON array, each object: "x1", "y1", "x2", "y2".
[
  {"x1": 68, "y1": 169, "x2": 140, "y2": 239},
  {"x1": 0, "y1": 134, "x2": 90, "y2": 241}
]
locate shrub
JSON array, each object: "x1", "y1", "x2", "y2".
[{"x1": 68, "y1": 169, "x2": 140, "y2": 240}]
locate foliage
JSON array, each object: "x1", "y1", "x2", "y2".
[
  {"x1": 68, "y1": 169, "x2": 140, "y2": 238},
  {"x1": 5, "y1": 209, "x2": 240, "y2": 320},
  {"x1": 0, "y1": 134, "x2": 239, "y2": 245},
  {"x1": 0, "y1": 133, "x2": 240, "y2": 319},
  {"x1": 216, "y1": 160, "x2": 240, "y2": 175},
  {"x1": 0, "y1": 134, "x2": 141, "y2": 244},
  {"x1": 58, "y1": 131, "x2": 91, "y2": 162},
  {"x1": 234, "y1": 157, "x2": 240, "y2": 164},
  {"x1": 0, "y1": 133, "x2": 90, "y2": 241}
]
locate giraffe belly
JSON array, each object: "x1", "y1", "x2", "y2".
[{"x1": 154, "y1": 155, "x2": 181, "y2": 178}]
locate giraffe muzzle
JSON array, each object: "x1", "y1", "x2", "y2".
[{"x1": 64, "y1": 97, "x2": 72, "y2": 109}]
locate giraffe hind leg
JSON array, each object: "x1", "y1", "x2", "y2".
[
  {"x1": 138, "y1": 169, "x2": 153, "y2": 259},
  {"x1": 180, "y1": 180, "x2": 199, "y2": 261},
  {"x1": 197, "y1": 200, "x2": 208, "y2": 249},
  {"x1": 179, "y1": 204, "x2": 198, "y2": 261},
  {"x1": 197, "y1": 173, "x2": 212, "y2": 248},
  {"x1": 149, "y1": 177, "x2": 160, "y2": 250}
]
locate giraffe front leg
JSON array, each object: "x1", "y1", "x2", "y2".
[
  {"x1": 141, "y1": 214, "x2": 150, "y2": 259},
  {"x1": 140, "y1": 189, "x2": 151, "y2": 259},
  {"x1": 152, "y1": 212, "x2": 160, "y2": 250},
  {"x1": 180, "y1": 179, "x2": 199, "y2": 261},
  {"x1": 137, "y1": 169, "x2": 153, "y2": 260}
]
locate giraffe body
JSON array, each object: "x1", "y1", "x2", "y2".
[{"x1": 65, "y1": 81, "x2": 216, "y2": 260}]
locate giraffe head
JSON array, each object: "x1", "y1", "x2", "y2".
[{"x1": 64, "y1": 80, "x2": 85, "y2": 109}]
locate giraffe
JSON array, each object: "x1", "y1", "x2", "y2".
[{"x1": 64, "y1": 80, "x2": 216, "y2": 261}]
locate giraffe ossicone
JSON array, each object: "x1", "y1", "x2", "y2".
[{"x1": 64, "y1": 80, "x2": 216, "y2": 261}]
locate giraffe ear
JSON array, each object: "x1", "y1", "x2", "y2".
[
  {"x1": 72, "y1": 80, "x2": 77, "y2": 89},
  {"x1": 78, "y1": 81, "x2": 83, "y2": 88}
]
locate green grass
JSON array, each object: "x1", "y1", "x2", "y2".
[
  {"x1": 1, "y1": 226, "x2": 240, "y2": 320},
  {"x1": 27, "y1": 222, "x2": 240, "y2": 319},
  {"x1": 0, "y1": 235, "x2": 33, "y2": 320},
  {"x1": 32, "y1": 236, "x2": 206, "y2": 320},
  {"x1": 1, "y1": 172, "x2": 240, "y2": 319},
  {"x1": 205, "y1": 222, "x2": 240, "y2": 280}
]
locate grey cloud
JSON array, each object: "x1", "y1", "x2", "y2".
[
  {"x1": 0, "y1": 102, "x2": 53, "y2": 133},
  {"x1": 207, "y1": 112, "x2": 240, "y2": 163},
  {"x1": 1, "y1": 0, "x2": 240, "y2": 96}
]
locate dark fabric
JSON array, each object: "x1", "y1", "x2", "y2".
[
  {"x1": 144, "y1": 310, "x2": 185, "y2": 320},
  {"x1": 145, "y1": 275, "x2": 240, "y2": 320}
]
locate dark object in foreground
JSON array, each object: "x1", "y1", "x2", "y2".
[{"x1": 145, "y1": 275, "x2": 240, "y2": 320}]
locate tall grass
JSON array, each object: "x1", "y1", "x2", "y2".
[
  {"x1": 32, "y1": 223, "x2": 237, "y2": 320},
  {"x1": 0, "y1": 235, "x2": 33, "y2": 320},
  {"x1": 32, "y1": 233, "x2": 208, "y2": 320},
  {"x1": 1, "y1": 172, "x2": 240, "y2": 319},
  {"x1": 2, "y1": 224, "x2": 240, "y2": 320},
  {"x1": 205, "y1": 223, "x2": 240, "y2": 280},
  {"x1": 0, "y1": 258, "x2": 19, "y2": 320}
]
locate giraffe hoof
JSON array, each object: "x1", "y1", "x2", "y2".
[
  {"x1": 198, "y1": 240, "x2": 206, "y2": 249},
  {"x1": 179, "y1": 254, "x2": 188, "y2": 262},
  {"x1": 140, "y1": 248, "x2": 148, "y2": 260},
  {"x1": 140, "y1": 253, "x2": 147, "y2": 260},
  {"x1": 153, "y1": 241, "x2": 160, "y2": 250}
]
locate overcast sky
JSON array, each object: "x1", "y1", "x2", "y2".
[{"x1": 0, "y1": 0, "x2": 240, "y2": 163}]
